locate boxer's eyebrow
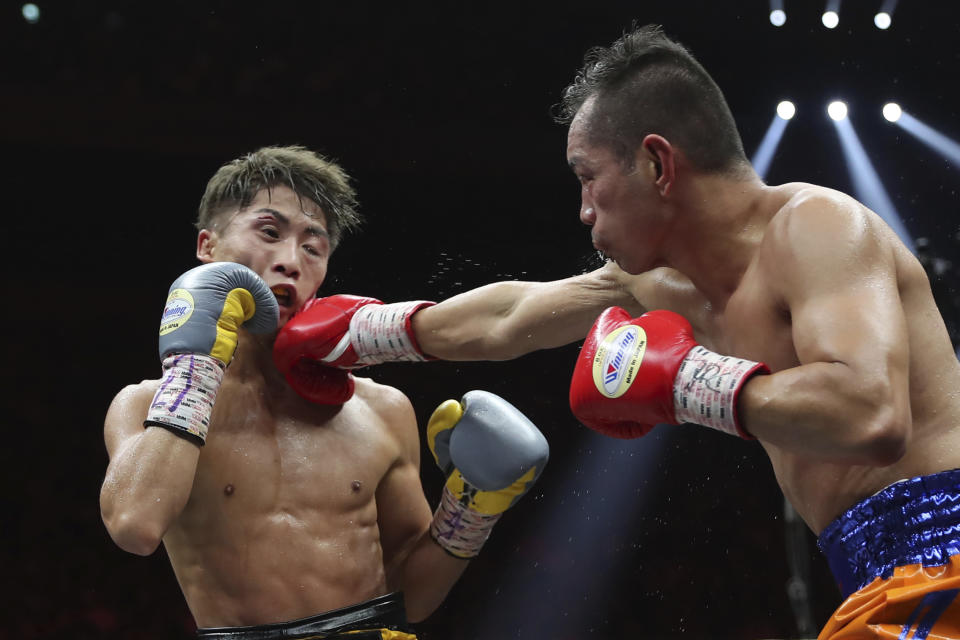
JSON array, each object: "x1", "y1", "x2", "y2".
[{"x1": 254, "y1": 208, "x2": 329, "y2": 239}]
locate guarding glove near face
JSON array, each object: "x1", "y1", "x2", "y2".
[
  {"x1": 569, "y1": 307, "x2": 769, "y2": 440},
  {"x1": 144, "y1": 262, "x2": 278, "y2": 445},
  {"x1": 427, "y1": 390, "x2": 549, "y2": 559}
]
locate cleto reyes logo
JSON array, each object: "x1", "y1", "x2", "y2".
[{"x1": 592, "y1": 325, "x2": 647, "y2": 398}]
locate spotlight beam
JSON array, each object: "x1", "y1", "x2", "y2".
[
  {"x1": 895, "y1": 112, "x2": 960, "y2": 167},
  {"x1": 832, "y1": 118, "x2": 915, "y2": 253},
  {"x1": 752, "y1": 115, "x2": 789, "y2": 181},
  {"x1": 473, "y1": 430, "x2": 672, "y2": 637}
]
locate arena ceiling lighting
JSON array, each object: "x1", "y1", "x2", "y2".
[
  {"x1": 882, "y1": 103, "x2": 902, "y2": 123},
  {"x1": 21, "y1": 3, "x2": 39, "y2": 23},
  {"x1": 827, "y1": 101, "x2": 848, "y2": 121},
  {"x1": 752, "y1": 101, "x2": 794, "y2": 179},
  {"x1": 876, "y1": 0, "x2": 898, "y2": 29},
  {"x1": 768, "y1": 0, "x2": 786, "y2": 27},
  {"x1": 822, "y1": 11, "x2": 839, "y2": 28},
  {"x1": 777, "y1": 101, "x2": 796, "y2": 120}
]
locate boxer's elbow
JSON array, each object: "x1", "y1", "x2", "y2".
[
  {"x1": 100, "y1": 498, "x2": 165, "y2": 556},
  {"x1": 848, "y1": 382, "x2": 910, "y2": 466}
]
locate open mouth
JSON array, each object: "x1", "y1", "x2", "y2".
[{"x1": 271, "y1": 286, "x2": 293, "y2": 307}]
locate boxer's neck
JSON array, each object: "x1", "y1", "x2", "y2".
[{"x1": 224, "y1": 329, "x2": 288, "y2": 392}]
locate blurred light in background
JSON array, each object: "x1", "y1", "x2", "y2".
[{"x1": 22, "y1": 3, "x2": 39, "y2": 23}]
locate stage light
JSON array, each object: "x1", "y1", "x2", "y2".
[
  {"x1": 770, "y1": 9, "x2": 787, "y2": 26},
  {"x1": 752, "y1": 103, "x2": 794, "y2": 180},
  {"x1": 831, "y1": 117, "x2": 915, "y2": 252},
  {"x1": 828, "y1": 101, "x2": 848, "y2": 121},
  {"x1": 822, "y1": 11, "x2": 839, "y2": 28},
  {"x1": 876, "y1": 0, "x2": 898, "y2": 30},
  {"x1": 777, "y1": 101, "x2": 796, "y2": 120},
  {"x1": 894, "y1": 110, "x2": 960, "y2": 167},
  {"x1": 883, "y1": 103, "x2": 902, "y2": 123},
  {"x1": 22, "y1": 3, "x2": 39, "y2": 23}
]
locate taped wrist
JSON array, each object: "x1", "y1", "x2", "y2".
[
  {"x1": 144, "y1": 354, "x2": 225, "y2": 445},
  {"x1": 430, "y1": 485, "x2": 503, "y2": 559},
  {"x1": 672, "y1": 346, "x2": 769, "y2": 439},
  {"x1": 349, "y1": 301, "x2": 435, "y2": 365}
]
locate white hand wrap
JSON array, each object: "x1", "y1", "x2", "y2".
[
  {"x1": 673, "y1": 346, "x2": 767, "y2": 438},
  {"x1": 144, "y1": 354, "x2": 225, "y2": 445},
  {"x1": 430, "y1": 485, "x2": 503, "y2": 559},
  {"x1": 348, "y1": 300, "x2": 434, "y2": 365}
]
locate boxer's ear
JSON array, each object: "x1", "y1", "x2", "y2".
[
  {"x1": 641, "y1": 134, "x2": 675, "y2": 197},
  {"x1": 197, "y1": 228, "x2": 217, "y2": 263}
]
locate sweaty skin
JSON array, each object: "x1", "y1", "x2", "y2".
[
  {"x1": 101, "y1": 186, "x2": 466, "y2": 627},
  {"x1": 410, "y1": 103, "x2": 960, "y2": 535}
]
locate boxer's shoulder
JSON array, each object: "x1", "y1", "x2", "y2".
[
  {"x1": 349, "y1": 377, "x2": 417, "y2": 430},
  {"x1": 768, "y1": 183, "x2": 872, "y2": 238},
  {"x1": 109, "y1": 379, "x2": 161, "y2": 414}
]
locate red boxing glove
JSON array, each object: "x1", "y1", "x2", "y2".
[
  {"x1": 273, "y1": 295, "x2": 435, "y2": 405},
  {"x1": 569, "y1": 307, "x2": 769, "y2": 439},
  {"x1": 283, "y1": 359, "x2": 356, "y2": 405},
  {"x1": 274, "y1": 295, "x2": 435, "y2": 371}
]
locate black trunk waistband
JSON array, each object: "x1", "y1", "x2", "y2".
[{"x1": 196, "y1": 592, "x2": 409, "y2": 639}]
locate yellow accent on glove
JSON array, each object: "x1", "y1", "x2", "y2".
[
  {"x1": 426, "y1": 398, "x2": 463, "y2": 466},
  {"x1": 211, "y1": 288, "x2": 256, "y2": 364},
  {"x1": 427, "y1": 397, "x2": 539, "y2": 517},
  {"x1": 445, "y1": 467, "x2": 539, "y2": 516}
]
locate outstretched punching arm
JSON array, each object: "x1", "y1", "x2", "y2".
[{"x1": 274, "y1": 261, "x2": 703, "y2": 382}]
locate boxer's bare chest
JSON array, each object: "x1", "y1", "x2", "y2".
[
  {"x1": 702, "y1": 263, "x2": 798, "y2": 373},
  {"x1": 184, "y1": 379, "x2": 399, "y2": 530}
]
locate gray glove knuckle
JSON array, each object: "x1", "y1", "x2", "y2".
[{"x1": 450, "y1": 390, "x2": 550, "y2": 491}]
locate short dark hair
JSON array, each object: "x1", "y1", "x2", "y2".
[
  {"x1": 557, "y1": 25, "x2": 747, "y2": 174},
  {"x1": 197, "y1": 145, "x2": 361, "y2": 249}
]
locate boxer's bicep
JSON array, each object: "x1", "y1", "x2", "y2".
[{"x1": 776, "y1": 201, "x2": 911, "y2": 449}]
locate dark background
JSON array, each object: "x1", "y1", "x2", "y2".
[{"x1": 3, "y1": 1, "x2": 959, "y2": 638}]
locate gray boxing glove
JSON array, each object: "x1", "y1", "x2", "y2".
[
  {"x1": 145, "y1": 262, "x2": 279, "y2": 444},
  {"x1": 427, "y1": 390, "x2": 549, "y2": 558}
]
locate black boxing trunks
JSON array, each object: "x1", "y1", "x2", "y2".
[{"x1": 195, "y1": 592, "x2": 416, "y2": 640}]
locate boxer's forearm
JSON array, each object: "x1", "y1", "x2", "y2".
[
  {"x1": 100, "y1": 429, "x2": 199, "y2": 555},
  {"x1": 738, "y1": 362, "x2": 910, "y2": 465},
  {"x1": 390, "y1": 532, "x2": 469, "y2": 622},
  {"x1": 413, "y1": 268, "x2": 637, "y2": 361}
]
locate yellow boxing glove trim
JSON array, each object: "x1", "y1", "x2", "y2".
[
  {"x1": 426, "y1": 399, "x2": 464, "y2": 467},
  {"x1": 211, "y1": 288, "x2": 256, "y2": 364},
  {"x1": 446, "y1": 466, "x2": 539, "y2": 516}
]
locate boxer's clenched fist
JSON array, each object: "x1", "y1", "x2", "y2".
[{"x1": 144, "y1": 262, "x2": 278, "y2": 444}]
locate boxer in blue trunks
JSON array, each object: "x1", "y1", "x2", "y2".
[{"x1": 273, "y1": 26, "x2": 960, "y2": 638}]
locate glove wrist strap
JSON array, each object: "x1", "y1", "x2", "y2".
[
  {"x1": 430, "y1": 485, "x2": 502, "y2": 559},
  {"x1": 349, "y1": 301, "x2": 435, "y2": 365},
  {"x1": 672, "y1": 346, "x2": 768, "y2": 439},
  {"x1": 144, "y1": 354, "x2": 225, "y2": 445}
]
